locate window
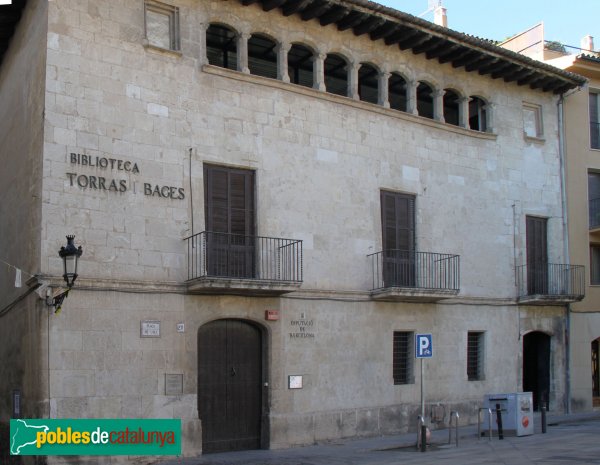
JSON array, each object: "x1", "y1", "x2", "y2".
[
  {"x1": 358, "y1": 63, "x2": 379, "y2": 104},
  {"x1": 588, "y1": 172, "x2": 600, "y2": 229},
  {"x1": 591, "y1": 245, "x2": 600, "y2": 285},
  {"x1": 144, "y1": 0, "x2": 180, "y2": 52},
  {"x1": 523, "y1": 103, "x2": 543, "y2": 139},
  {"x1": 469, "y1": 96, "x2": 487, "y2": 132},
  {"x1": 381, "y1": 191, "x2": 416, "y2": 287},
  {"x1": 324, "y1": 53, "x2": 348, "y2": 97},
  {"x1": 248, "y1": 34, "x2": 278, "y2": 79},
  {"x1": 467, "y1": 331, "x2": 485, "y2": 381},
  {"x1": 591, "y1": 91, "x2": 600, "y2": 149},
  {"x1": 526, "y1": 216, "x2": 548, "y2": 295},
  {"x1": 416, "y1": 82, "x2": 434, "y2": 119},
  {"x1": 389, "y1": 73, "x2": 407, "y2": 112},
  {"x1": 443, "y1": 89, "x2": 460, "y2": 126},
  {"x1": 206, "y1": 23, "x2": 237, "y2": 70},
  {"x1": 393, "y1": 331, "x2": 414, "y2": 384},
  {"x1": 204, "y1": 164, "x2": 256, "y2": 278},
  {"x1": 288, "y1": 43, "x2": 314, "y2": 88}
]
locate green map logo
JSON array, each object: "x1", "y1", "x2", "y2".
[
  {"x1": 10, "y1": 419, "x2": 181, "y2": 456},
  {"x1": 10, "y1": 419, "x2": 49, "y2": 455}
]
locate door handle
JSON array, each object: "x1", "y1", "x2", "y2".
[{"x1": 230, "y1": 366, "x2": 236, "y2": 377}]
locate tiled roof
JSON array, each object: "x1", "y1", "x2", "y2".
[{"x1": 240, "y1": 0, "x2": 586, "y2": 93}]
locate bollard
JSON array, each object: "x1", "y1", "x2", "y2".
[
  {"x1": 541, "y1": 404, "x2": 547, "y2": 434},
  {"x1": 496, "y1": 403, "x2": 504, "y2": 440},
  {"x1": 420, "y1": 424, "x2": 427, "y2": 452}
]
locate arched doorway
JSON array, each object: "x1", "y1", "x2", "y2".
[
  {"x1": 198, "y1": 319, "x2": 265, "y2": 453},
  {"x1": 522, "y1": 331, "x2": 551, "y2": 411}
]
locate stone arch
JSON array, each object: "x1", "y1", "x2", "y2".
[
  {"x1": 469, "y1": 95, "x2": 489, "y2": 132},
  {"x1": 324, "y1": 52, "x2": 349, "y2": 97},
  {"x1": 206, "y1": 22, "x2": 238, "y2": 70},
  {"x1": 248, "y1": 32, "x2": 278, "y2": 79},
  {"x1": 288, "y1": 42, "x2": 315, "y2": 88},
  {"x1": 358, "y1": 62, "x2": 380, "y2": 104}
]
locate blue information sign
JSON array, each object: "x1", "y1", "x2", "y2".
[{"x1": 415, "y1": 334, "x2": 433, "y2": 358}]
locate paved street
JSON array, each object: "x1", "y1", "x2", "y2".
[{"x1": 160, "y1": 412, "x2": 600, "y2": 465}]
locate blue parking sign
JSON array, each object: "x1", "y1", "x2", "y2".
[{"x1": 415, "y1": 334, "x2": 433, "y2": 358}]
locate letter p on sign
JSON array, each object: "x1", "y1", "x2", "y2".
[{"x1": 415, "y1": 334, "x2": 433, "y2": 358}]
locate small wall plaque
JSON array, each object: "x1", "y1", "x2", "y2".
[
  {"x1": 265, "y1": 310, "x2": 279, "y2": 321},
  {"x1": 12, "y1": 389, "x2": 21, "y2": 418},
  {"x1": 176, "y1": 323, "x2": 185, "y2": 333},
  {"x1": 165, "y1": 373, "x2": 183, "y2": 396},
  {"x1": 288, "y1": 375, "x2": 303, "y2": 389},
  {"x1": 141, "y1": 320, "x2": 161, "y2": 338}
]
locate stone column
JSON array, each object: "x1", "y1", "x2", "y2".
[
  {"x1": 198, "y1": 22, "x2": 208, "y2": 66},
  {"x1": 348, "y1": 60, "x2": 359, "y2": 100},
  {"x1": 313, "y1": 52, "x2": 326, "y2": 91},
  {"x1": 237, "y1": 32, "x2": 250, "y2": 74},
  {"x1": 459, "y1": 96, "x2": 469, "y2": 128},
  {"x1": 407, "y1": 80, "x2": 419, "y2": 115},
  {"x1": 277, "y1": 41, "x2": 290, "y2": 83},
  {"x1": 378, "y1": 71, "x2": 390, "y2": 108},
  {"x1": 486, "y1": 102, "x2": 495, "y2": 133},
  {"x1": 434, "y1": 88, "x2": 445, "y2": 122}
]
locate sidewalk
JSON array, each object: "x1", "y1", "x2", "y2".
[{"x1": 160, "y1": 412, "x2": 600, "y2": 465}]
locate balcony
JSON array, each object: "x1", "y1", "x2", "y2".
[
  {"x1": 185, "y1": 232, "x2": 303, "y2": 295},
  {"x1": 516, "y1": 263, "x2": 585, "y2": 305},
  {"x1": 368, "y1": 250, "x2": 460, "y2": 302}
]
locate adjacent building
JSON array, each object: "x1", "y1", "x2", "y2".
[
  {"x1": 0, "y1": 0, "x2": 587, "y2": 462},
  {"x1": 502, "y1": 25, "x2": 600, "y2": 412}
]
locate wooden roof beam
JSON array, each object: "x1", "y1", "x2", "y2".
[
  {"x1": 489, "y1": 63, "x2": 519, "y2": 79},
  {"x1": 504, "y1": 68, "x2": 534, "y2": 83},
  {"x1": 337, "y1": 11, "x2": 368, "y2": 31},
  {"x1": 318, "y1": 6, "x2": 349, "y2": 26},
  {"x1": 398, "y1": 33, "x2": 430, "y2": 51},
  {"x1": 281, "y1": 0, "x2": 311, "y2": 16},
  {"x1": 426, "y1": 43, "x2": 458, "y2": 60},
  {"x1": 437, "y1": 47, "x2": 470, "y2": 64},
  {"x1": 464, "y1": 56, "x2": 497, "y2": 72},
  {"x1": 301, "y1": 1, "x2": 331, "y2": 21},
  {"x1": 451, "y1": 50, "x2": 481, "y2": 68},
  {"x1": 262, "y1": 0, "x2": 287, "y2": 11},
  {"x1": 353, "y1": 16, "x2": 386, "y2": 36},
  {"x1": 412, "y1": 37, "x2": 443, "y2": 55},
  {"x1": 370, "y1": 22, "x2": 400, "y2": 41},
  {"x1": 384, "y1": 27, "x2": 417, "y2": 46}
]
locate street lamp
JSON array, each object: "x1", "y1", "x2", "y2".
[
  {"x1": 47, "y1": 235, "x2": 83, "y2": 313},
  {"x1": 59, "y1": 235, "x2": 83, "y2": 288}
]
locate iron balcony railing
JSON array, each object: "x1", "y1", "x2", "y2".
[
  {"x1": 516, "y1": 263, "x2": 585, "y2": 299},
  {"x1": 368, "y1": 250, "x2": 460, "y2": 292},
  {"x1": 185, "y1": 231, "x2": 303, "y2": 283},
  {"x1": 590, "y1": 197, "x2": 600, "y2": 229}
]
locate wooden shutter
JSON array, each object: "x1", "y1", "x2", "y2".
[
  {"x1": 381, "y1": 191, "x2": 415, "y2": 252},
  {"x1": 526, "y1": 216, "x2": 548, "y2": 294},
  {"x1": 381, "y1": 191, "x2": 416, "y2": 287},
  {"x1": 204, "y1": 165, "x2": 256, "y2": 278}
]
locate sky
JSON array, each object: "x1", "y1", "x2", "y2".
[{"x1": 377, "y1": 0, "x2": 599, "y2": 50}]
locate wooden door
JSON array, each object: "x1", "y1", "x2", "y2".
[
  {"x1": 204, "y1": 165, "x2": 256, "y2": 278},
  {"x1": 198, "y1": 319, "x2": 263, "y2": 453},
  {"x1": 526, "y1": 216, "x2": 548, "y2": 295},
  {"x1": 381, "y1": 191, "x2": 416, "y2": 287}
]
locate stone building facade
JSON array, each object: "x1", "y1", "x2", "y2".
[
  {"x1": 502, "y1": 26, "x2": 600, "y2": 412},
  {"x1": 0, "y1": 0, "x2": 587, "y2": 462}
]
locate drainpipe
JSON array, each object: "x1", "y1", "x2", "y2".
[{"x1": 558, "y1": 93, "x2": 571, "y2": 414}]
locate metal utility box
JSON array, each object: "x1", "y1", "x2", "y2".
[{"x1": 483, "y1": 392, "x2": 534, "y2": 436}]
